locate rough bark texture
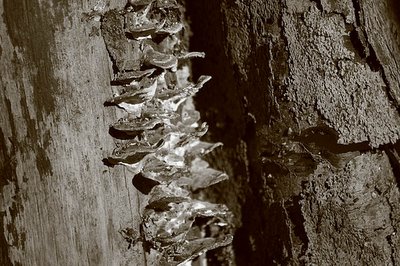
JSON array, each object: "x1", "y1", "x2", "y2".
[
  {"x1": 2, "y1": 0, "x2": 400, "y2": 265},
  {"x1": 187, "y1": 0, "x2": 400, "y2": 265},
  {"x1": 0, "y1": 1, "x2": 153, "y2": 265}
]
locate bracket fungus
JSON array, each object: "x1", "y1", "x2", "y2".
[
  {"x1": 101, "y1": 1, "x2": 233, "y2": 264},
  {"x1": 112, "y1": 68, "x2": 157, "y2": 85},
  {"x1": 107, "y1": 77, "x2": 158, "y2": 105},
  {"x1": 144, "y1": 46, "x2": 179, "y2": 70},
  {"x1": 111, "y1": 116, "x2": 164, "y2": 134}
]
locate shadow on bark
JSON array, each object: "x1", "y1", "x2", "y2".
[{"x1": 185, "y1": 1, "x2": 307, "y2": 264}]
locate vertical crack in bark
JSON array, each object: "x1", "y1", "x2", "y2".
[
  {"x1": 384, "y1": 164, "x2": 397, "y2": 265},
  {"x1": 351, "y1": 0, "x2": 363, "y2": 25},
  {"x1": 350, "y1": 0, "x2": 380, "y2": 70},
  {"x1": 384, "y1": 146, "x2": 400, "y2": 190},
  {"x1": 385, "y1": 212, "x2": 396, "y2": 266},
  {"x1": 351, "y1": 0, "x2": 400, "y2": 110},
  {"x1": 284, "y1": 196, "x2": 309, "y2": 262}
]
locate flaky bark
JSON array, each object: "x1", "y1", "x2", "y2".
[{"x1": 187, "y1": 0, "x2": 400, "y2": 264}]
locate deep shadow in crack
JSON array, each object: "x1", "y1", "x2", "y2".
[
  {"x1": 185, "y1": 1, "x2": 247, "y2": 265},
  {"x1": 185, "y1": 0, "x2": 293, "y2": 264}
]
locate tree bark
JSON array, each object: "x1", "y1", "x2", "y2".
[
  {"x1": 3, "y1": 0, "x2": 400, "y2": 265},
  {"x1": 187, "y1": 0, "x2": 400, "y2": 264},
  {"x1": 0, "y1": 1, "x2": 152, "y2": 265}
]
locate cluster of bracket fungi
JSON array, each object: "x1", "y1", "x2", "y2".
[{"x1": 101, "y1": 0, "x2": 233, "y2": 264}]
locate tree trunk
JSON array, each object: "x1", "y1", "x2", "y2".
[
  {"x1": 0, "y1": 1, "x2": 152, "y2": 265},
  {"x1": 3, "y1": 0, "x2": 400, "y2": 265},
  {"x1": 187, "y1": 0, "x2": 400, "y2": 265}
]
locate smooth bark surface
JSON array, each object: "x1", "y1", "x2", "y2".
[{"x1": 0, "y1": 1, "x2": 150, "y2": 265}]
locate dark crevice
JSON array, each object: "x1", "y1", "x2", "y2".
[
  {"x1": 380, "y1": 68, "x2": 400, "y2": 110},
  {"x1": 349, "y1": 0, "x2": 379, "y2": 71},
  {"x1": 383, "y1": 145, "x2": 400, "y2": 190},
  {"x1": 365, "y1": 44, "x2": 381, "y2": 72},
  {"x1": 284, "y1": 196, "x2": 309, "y2": 259},
  {"x1": 349, "y1": 28, "x2": 369, "y2": 59},
  {"x1": 350, "y1": 0, "x2": 400, "y2": 110},
  {"x1": 185, "y1": 0, "x2": 245, "y2": 147},
  {"x1": 310, "y1": 0, "x2": 323, "y2": 12},
  {"x1": 386, "y1": 234, "x2": 396, "y2": 266},
  {"x1": 348, "y1": 26, "x2": 381, "y2": 73},
  {"x1": 186, "y1": 0, "x2": 307, "y2": 264},
  {"x1": 351, "y1": 0, "x2": 363, "y2": 26},
  {"x1": 185, "y1": 1, "x2": 249, "y2": 264},
  {"x1": 294, "y1": 126, "x2": 371, "y2": 154}
]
